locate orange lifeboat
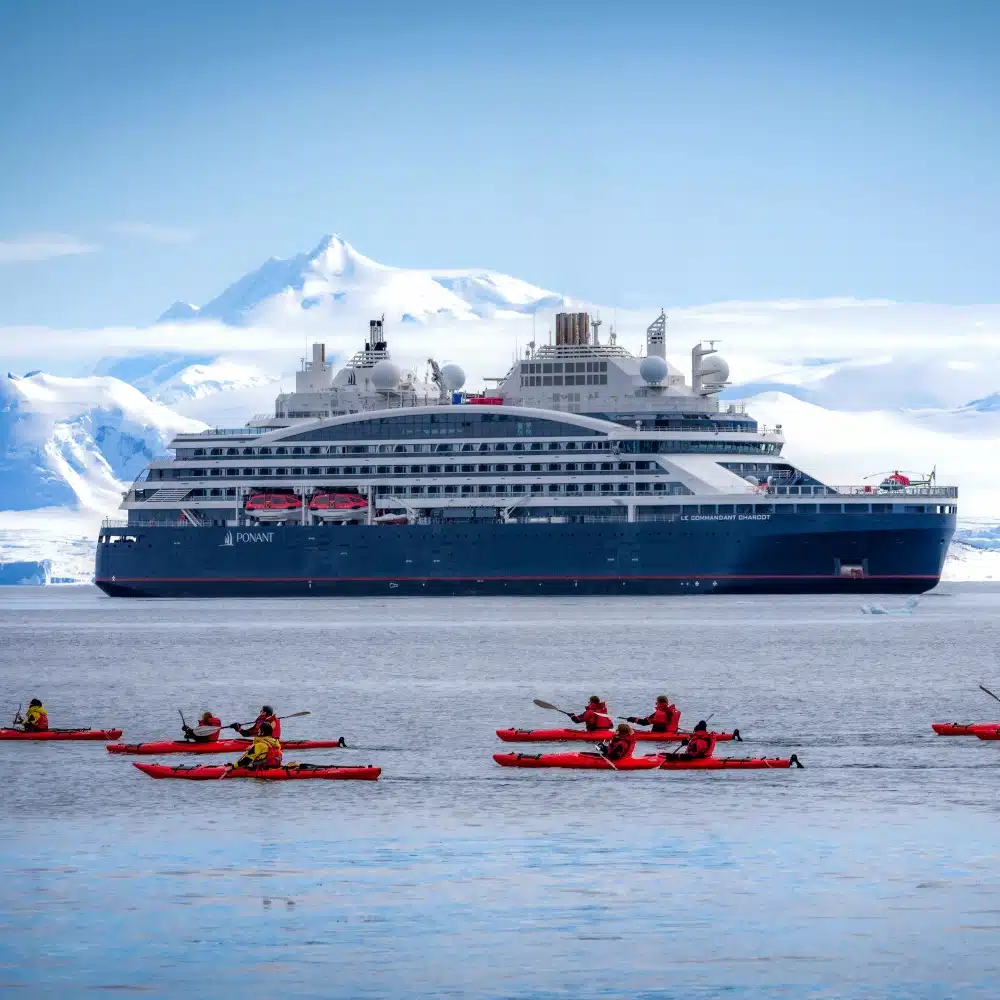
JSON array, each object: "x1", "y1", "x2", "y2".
[
  {"x1": 244, "y1": 492, "x2": 302, "y2": 522},
  {"x1": 309, "y1": 491, "x2": 368, "y2": 521}
]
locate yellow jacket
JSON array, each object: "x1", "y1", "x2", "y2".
[{"x1": 237, "y1": 734, "x2": 281, "y2": 768}]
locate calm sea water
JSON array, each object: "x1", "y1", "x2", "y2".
[{"x1": 1, "y1": 586, "x2": 999, "y2": 999}]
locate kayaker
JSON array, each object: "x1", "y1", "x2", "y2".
[
  {"x1": 15, "y1": 699, "x2": 49, "y2": 732},
  {"x1": 665, "y1": 720, "x2": 716, "y2": 761},
  {"x1": 569, "y1": 696, "x2": 613, "y2": 732},
  {"x1": 182, "y1": 711, "x2": 222, "y2": 743},
  {"x1": 231, "y1": 705, "x2": 281, "y2": 739},
  {"x1": 600, "y1": 723, "x2": 637, "y2": 762},
  {"x1": 234, "y1": 722, "x2": 282, "y2": 770},
  {"x1": 627, "y1": 695, "x2": 679, "y2": 734}
]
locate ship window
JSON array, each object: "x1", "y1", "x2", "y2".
[
  {"x1": 477, "y1": 464, "x2": 489, "y2": 473},
  {"x1": 601, "y1": 463, "x2": 613, "y2": 471},
  {"x1": 755, "y1": 504, "x2": 774, "y2": 514},
  {"x1": 461, "y1": 485, "x2": 474, "y2": 494},
  {"x1": 427, "y1": 486, "x2": 440, "y2": 495},
  {"x1": 583, "y1": 463, "x2": 596, "y2": 471},
  {"x1": 736, "y1": 504, "x2": 753, "y2": 514},
  {"x1": 530, "y1": 484, "x2": 544, "y2": 493},
  {"x1": 617, "y1": 462, "x2": 630, "y2": 471},
  {"x1": 635, "y1": 483, "x2": 649, "y2": 492},
  {"x1": 530, "y1": 464, "x2": 542, "y2": 472},
  {"x1": 194, "y1": 449, "x2": 206, "y2": 457},
  {"x1": 904, "y1": 505, "x2": 925, "y2": 513},
  {"x1": 599, "y1": 362, "x2": 608, "y2": 372},
  {"x1": 844, "y1": 504, "x2": 869, "y2": 514},
  {"x1": 547, "y1": 442, "x2": 561, "y2": 451},
  {"x1": 258, "y1": 448, "x2": 272, "y2": 456},
  {"x1": 547, "y1": 484, "x2": 560, "y2": 493},
  {"x1": 309, "y1": 446, "x2": 323, "y2": 455},
  {"x1": 717, "y1": 504, "x2": 734, "y2": 513},
  {"x1": 435, "y1": 444, "x2": 453, "y2": 453},
  {"x1": 565, "y1": 463, "x2": 577, "y2": 472},
  {"x1": 226, "y1": 489, "x2": 236, "y2": 497},
  {"x1": 275, "y1": 468, "x2": 287, "y2": 475},
  {"x1": 552, "y1": 376, "x2": 563, "y2": 386},
  {"x1": 495, "y1": 464, "x2": 508, "y2": 472},
  {"x1": 598, "y1": 375, "x2": 607, "y2": 384},
  {"x1": 543, "y1": 376, "x2": 552, "y2": 386},
  {"x1": 542, "y1": 364, "x2": 552, "y2": 374},
  {"x1": 796, "y1": 504, "x2": 817, "y2": 513},
  {"x1": 682, "y1": 505, "x2": 699, "y2": 515},
  {"x1": 547, "y1": 463, "x2": 561, "y2": 472},
  {"x1": 530, "y1": 443, "x2": 543, "y2": 451},
  {"x1": 700, "y1": 505, "x2": 716, "y2": 514},
  {"x1": 478, "y1": 485, "x2": 492, "y2": 494},
  {"x1": 566, "y1": 483, "x2": 580, "y2": 493},
  {"x1": 411, "y1": 486, "x2": 424, "y2": 495},
  {"x1": 444, "y1": 485, "x2": 457, "y2": 494},
  {"x1": 871, "y1": 503, "x2": 891, "y2": 513},
  {"x1": 512, "y1": 464, "x2": 525, "y2": 472},
  {"x1": 512, "y1": 443, "x2": 525, "y2": 451},
  {"x1": 583, "y1": 484, "x2": 595, "y2": 493},
  {"x1": 600, "y1": 483, "x2": 613, "y2": 493}
]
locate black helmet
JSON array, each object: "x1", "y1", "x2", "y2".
[
  {"x1": 694, "y1": 720, "x2": 708, "y2": 732},
  {"x1": 29, "y1": 698, "x2": 42, "y2": 708}
]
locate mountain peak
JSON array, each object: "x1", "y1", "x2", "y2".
[{"x1": 155, "y1": 233, "x2": 568, "y2": 326}]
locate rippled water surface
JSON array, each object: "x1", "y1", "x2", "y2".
[{"x1": 2, "y1": 586, "x2": 1000, "y2": 998}]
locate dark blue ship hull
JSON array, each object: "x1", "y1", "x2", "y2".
[{"x1": 95, "y1": 510, "x2": 954, "y2": 597}]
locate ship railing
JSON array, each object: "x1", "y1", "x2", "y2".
[{"x1": 765, "y1": 484, "x2": 957, "y2": 498}]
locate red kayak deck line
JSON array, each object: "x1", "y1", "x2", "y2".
[
  {"x1": 495, "y1": 728, "x2": 740, "y2": 744},
  {"x1": 493, "y1": 752, "x2": 800, "y2": 770},
  {"x1": 0, "y1": 727, "x2": 123, "y2": 741},
  {"x1": 133, "y1": 762, "x2": 380, "y2": 781},
  {"x1": 108, "y1": 737, "x2": 346, "y2": 755},
  {"x1": 931, "y1": 723, "x2": 999, "y2": 736}
]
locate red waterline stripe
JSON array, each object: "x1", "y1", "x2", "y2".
[{"x1": 96, "y1": 573, "x2": 940, "y2": 584}]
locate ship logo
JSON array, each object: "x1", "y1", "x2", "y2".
[{"x1": 221, "y1": 531, "x2": 234, "y2": 547}]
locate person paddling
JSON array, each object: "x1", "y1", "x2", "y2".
[
  {"x1": 627, "y1": 695, "x2": 680, "y2": 734},
  {"x1": 14, "y1": 699, "x2": 49, "y2": 732},
  {"x1": 665, "y1": 720, "x2": 716, "y2": 761},
  {"x1": 600, "y1": 722, "x2": 637, "y2": 762},
  {"x1": 569, "y1": 696, "x2": 614, "y2": 732},
  {"x1": 234, "y1": 721, "x2": 282, "y2": 770},
  {"x1": 231, "y1": 705, "x2": 281, "y2": 739},
  {"x1": 182, "y1": 711, "x2": 222, "y2": 743}
]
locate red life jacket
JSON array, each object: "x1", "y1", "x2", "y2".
[
  {"x1": 685, "y1": 732, "x2": 716, "y2": 759},
  {"x1": 605, "y1": 732, "x2": 637, "y2": 761},
  {"x1": 254, "y1": 714, "x2": 281, "y2": 739},
  {"x1": 263, "y1": 739, "x2": 283, "y2": 767},
  {"x1": 24, "y1": 706, "x2": 49, "y2": 731},
  {"x1": 201, "y1": 715, "x2": 222, "y2": 742},
  {"x1": 581, "y1": 706, "x2": 613, "y2": 731},
  {"x1": 648, "y1": 704, "x2": 679, "y2": 733}
]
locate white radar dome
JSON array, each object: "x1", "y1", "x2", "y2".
[
  {"x1": 440, "y1": 363, "x2": 466, "y2": 391},
  {"x1": 371, "y1": 359, "x2": 402, "y2": 391},
  {"x1": 699, "y1": 355, "x2": 730, "y2": 383},
  {"x1": 639, "y1": 355, "x2": 669, "y2": 385}
]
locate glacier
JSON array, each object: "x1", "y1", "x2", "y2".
[{"x1": 2, "y1": 232, "x2": 999, "y2": 583}]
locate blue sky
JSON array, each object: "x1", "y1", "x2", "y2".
[{"x1": 0, "y1": 0, "x2": 997, "y2": 327}]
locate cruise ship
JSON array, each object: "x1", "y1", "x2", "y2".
[{"x1": 95, "y1": 313, "x2": 956, "y2": 597}]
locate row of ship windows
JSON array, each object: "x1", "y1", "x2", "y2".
[
  {"x1": 520, "y1": 375, "x2": 609, "y2": 387},
  {"x1": 176, "y1": 438, "x2": 780, "y2": 460},
  {"x1": 152, "y1": 461, "x2": 659, "y2": 480},
  {"x1": 180, "y1": 482, "x2": 693, "y2": 499},
  {"x1": 522, "y1": 361, "x2": 610, "y2": 374},
  {"x1": 179, "y1": 440, "x2": 612, "y2": 458}
]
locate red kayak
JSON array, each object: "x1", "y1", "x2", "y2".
[
  {"x1": 974, "y1": 727, "x2": 1000, "y2": 740},
  {"x1": 0, "y1": 727, "x2": 122, "y2": 741},
  {"x1": 108, "y1": 737, "x2": 346, "y2": 755},
  {"x1": 931, "y1": 723, "x2": 998, "y2": 736},
  {"x1": 493, "y1": 752, "x2": 800, "y2": 770},
  {"x1": 495, "y1": 727, "x2": 740, "y2": 744},
  {"x1": 133, "y1": 762, "x2": 380, "y2": 781}
]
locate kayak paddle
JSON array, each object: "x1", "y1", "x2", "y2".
[
  {"x1": 533, "y1": 699, "x2": 575, "y2": 718},
  {"x1": 12, "y1": 703, "x2": 22, "y2": 728},
  {"x1": 228, "y1": 710, "x2": 312, "y2": 730},
  {"x1": 979, "y1": 684, "x2": 1000, "y2": 705}
]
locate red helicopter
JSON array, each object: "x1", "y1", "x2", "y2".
[{"x1": 863, "y1": 468, "x2": 936, "y2": 493}]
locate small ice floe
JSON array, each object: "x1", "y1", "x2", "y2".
[{"x1": 860, "y1": 596, "x2": 920, "y2": 615}]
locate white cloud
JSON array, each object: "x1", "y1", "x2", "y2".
[
  {"x1": 107, "y1": 222, "x2": 197, "y2": 244},
  {"x1": 0, "y1": 234, "x2": 99, "y2": 263}
]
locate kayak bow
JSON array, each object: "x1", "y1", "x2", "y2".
[{"x1": 493, "y1": 752, "x2": 801, "y2": 770}]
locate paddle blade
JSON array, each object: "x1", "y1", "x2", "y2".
[
  {"x1": 533, "y1": 699, "x2": 574, "y2": 718},
  {"x1": 278, "y1": 711, "x2": 311, "y2": 720}
]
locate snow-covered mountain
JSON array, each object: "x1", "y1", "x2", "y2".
[
  {"x1": 156, "y1": 234, "x2": 571, "y2": 326},
  {"x1": 1, "y1": 371, "x2": 206, "y2": 512}
]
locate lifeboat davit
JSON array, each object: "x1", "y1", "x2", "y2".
[
  {"x1": 244, "y1": 492, "x2": 302, "y2": 522},
  {"x1": 309, "y1": 491, "x2": 368, "y2": 521}
]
